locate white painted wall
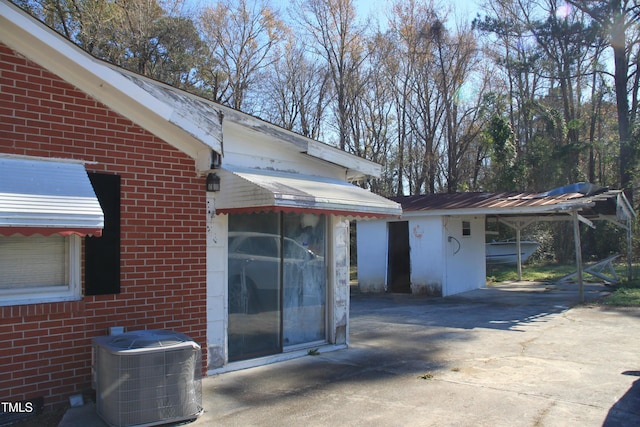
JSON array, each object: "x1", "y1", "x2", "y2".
[
  {"x1": 222, "y1": 122, "x2": 348, "y2": 180},
  {"x1": 202, "y1": 117, "x2": 391, "y2": 370},
  {"x1": 356, "y1": 214, "x2": 488, "y2": 298},
  {"x1": 331, "y1": 217, "x2": 350, "y2": 345},
  {"x1": 407, "y1": 216, "x2": 445, "y2": 295},
  {"x1": 206, "y1": 195, "x2": 228, "y2": 368},
  {"x1": 356, "y1": 220, "x2": 388, "y2": 293}
]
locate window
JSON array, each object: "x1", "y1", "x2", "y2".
[
  {"x1": 0, "y1": 234, "x2": 81, "y2": 306},
  {"x1": 0, "y1": 157, "x2": 105, "y2": 305},
  {"x1": 462, "y1": 220, "x2": 471, "y2": 237}
]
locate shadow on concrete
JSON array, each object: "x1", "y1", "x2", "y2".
[
  {"x1": 206, "y1": 344, "x2": 449, "y2": 418},
  {"x1": 60, "y1": 280, "x2": 637, "y2": 426},
  {"x1": 350, "y1": 281, "x2": 609, "y2": 333},
  {"x1": 208, "y1": 282, "x2": 610, "y2": 418},
  {"x1": 604, "y1": 371, "x2": 640, "y2": 427}
]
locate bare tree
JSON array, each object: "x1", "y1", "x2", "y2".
[
  {"x1": 293, "y1": 0, "x2": 367, "y2": 151},
  {"x1": 385, "y1": 0, "x2": 443, "y2": 195},
  {"x1": 430, "y1": 20, "x2": 489, "y2": 192},
  {"x1": 260, "y1": 36, "x2": 331, "y2": 140},
  {"x1": 358, "y1": 31, "x2": 400, "y2": 196},
  {"x1": 375, "y1": 0, "x2": 493, "y2": 194},
  {"x1": 198, "y1": 0, "x2": 288, "y2": 111}
]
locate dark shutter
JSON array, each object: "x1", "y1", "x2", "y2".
[{"x1": 85, "y1": 173, "x2": 121, "y2": 295}]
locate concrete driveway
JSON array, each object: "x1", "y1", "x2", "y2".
[{"x1": 197, "y1": 282, "x2": 640, "y2": 426}]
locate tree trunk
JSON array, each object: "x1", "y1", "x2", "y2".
[{"x1": 611, "y1": 4, "x2": 632, "y2": 203}]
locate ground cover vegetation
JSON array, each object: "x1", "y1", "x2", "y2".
[
  {"x1": 601, "y1": 280, "x2": 640, "y2": 305},
  {"x1": 488, "y1": 261, "x2": 640, "y2": 306},
  {"x1": 486, "y1": 262, "x2": 575, "y2": 283},
  {"x1": 12, "y1": 0, "x2": 640, "y2": 261}
]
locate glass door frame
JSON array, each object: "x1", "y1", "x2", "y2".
[{"x1": 227, "y1": 211, "x2": 329, "y2": 362}]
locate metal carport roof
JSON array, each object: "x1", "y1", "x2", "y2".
[
  {"x1": 393, "y1": 184, "x2": 634, "y2": 224},
  {"x1": 390, "y1": 183, "x2": 636, "y2": 302}
]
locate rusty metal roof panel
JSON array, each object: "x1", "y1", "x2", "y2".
[
  {"x1": 391, "y1": 191, "x2": 586, "y2": 212},
  {"x1": 390, "y1": 186, "x2": 635, "y2": 221}
]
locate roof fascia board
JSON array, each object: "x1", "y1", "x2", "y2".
[
  {"x1": 400, "y1": 203, "x2": 587, "y2": 218},
  {"x1": 0, "y1": 1, "x2": 216, "y2": 167},
  {"x1": 306, "y1": 143, "x2": 381, "y2": 179},
  {"x1": 616, "y1": 192, "x2": 636, "y2": 219},
  {"x1": 495, "y1": 215, "x2": 573, "y2": 224},
  {"x1": 110, "y1": 68, "x2": 223, "y2": 161}
]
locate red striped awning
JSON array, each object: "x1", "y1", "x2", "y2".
[
  {"x1": 0, "y1": 157, "x2": 104, "y2": 237},
  {"x1": 214, "y1": 167, "x2": 402, "y2": 220}
]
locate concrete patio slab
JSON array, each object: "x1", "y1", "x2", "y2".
[{"x1": 60, "y1": 281, "x2": 640, "y2": 426}]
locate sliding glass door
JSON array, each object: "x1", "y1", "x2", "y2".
[
  {"x1": 282, "y1": 213, "x2": 326, "y2": 348},
  {"x1": 227, "y1": 212, "x2": 326, "y2": 361},
  {"x1": 227, "y1": 212, "x2": 281, "y2": 361}
]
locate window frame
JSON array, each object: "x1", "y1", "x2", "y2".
[
  {"x1": 0, "y1": 234, "x2": 81, "y2": 306},
  {"x1": 462, "y1": 220, "x2": 471, "y2": 237}
]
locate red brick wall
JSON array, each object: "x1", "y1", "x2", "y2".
[{"x1": 0, "y1": 44, "x2": 208, "y2": 409}]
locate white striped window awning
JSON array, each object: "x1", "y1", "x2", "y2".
[
  {"x1": 214, "y1": 166, "x2": 402, "y2": 219},
  {"x1": 0, "y1": 157, "x2": 104, "y2": 236}
]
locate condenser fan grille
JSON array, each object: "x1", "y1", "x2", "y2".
[{"x1": 93, "y1": 330, "x2": 203, "y2": 427}]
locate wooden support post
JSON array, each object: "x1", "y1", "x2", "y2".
[
  {"x1": 499, "y1": 218, "x2": 531, "y2": 282},
  {"x1": 628, "y1": 218, "x2": 633, "y2": 282},
  {"x1": 516, "y1": 227, "x2": 523, "y2": 281},
  {"x1": 572, "y1": 211, "x2": 584, "y2": 303}
]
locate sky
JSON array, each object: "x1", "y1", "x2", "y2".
[
  {"x1": 187, "y1": 0, "x2": 485, "y2": 27},
  {"x1": 353, "y1": 0, "x2": 482, "y2": 23}
]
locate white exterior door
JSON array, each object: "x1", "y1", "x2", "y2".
[{"x1": 444, "y1": 216, "x2": 486, "y2": 296}]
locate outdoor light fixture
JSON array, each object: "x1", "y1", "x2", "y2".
[{"x1": 206, "y1": 173, "x2": 220, "y2": 192}]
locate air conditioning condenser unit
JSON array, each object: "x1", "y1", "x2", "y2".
[{"x1": 93, "y1": 330, "x2": 203, "y2": 427}]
